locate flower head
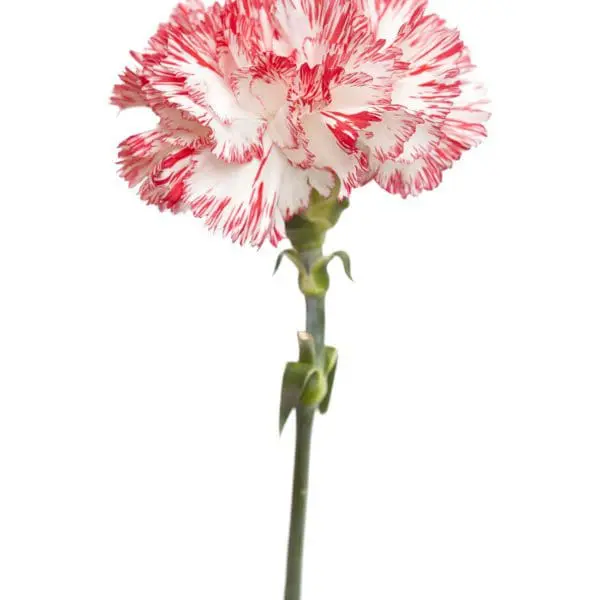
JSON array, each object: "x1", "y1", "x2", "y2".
[{"x1": 113, "y1": 0, "x2": 489, "y2": 246}]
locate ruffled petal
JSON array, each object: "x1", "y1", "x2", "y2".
[
  {"x1": 373, "y1": 80, "x2": 488, "y2": 197},
  {"x1": 144, "y1": 17, "x2": 267, "y2": 163},
  {"x1": 157, "y1": 107, "x2": 213, "y2": 148},
  {"x1": 118, "y1": 131, "x2": 198, "y2": 210},
  {"x1": 362, "y1": 107, "x2": 420, "y2": 161},
  {"x1": 440, "y1": 81, "x2": 490, "y2": 152},
  {"x1": 140, "y1": 147, "x2": 197, "y2": 210},
  {"x1": 231, "y1": 53, "x2": 296, "y2": 116},
  {"x1": 185, "y1": 144, "x2": 328, "y2": 246},
  {"x1": 113, "y1": 0, "x2": 489, "y2": 246},
  {"x1": 361, "y1": 0, "x2": 426, "y2": 45},
  {"x1": 374, "y1": 156, "x2": 442, "y2": 197},
  {"x1": 111, "y1": 66, "x2": 148, "y2": 109},
  {"x1": 302, "y1": 111, "x2": 369, "y2": 194},
  {"x1": 390, "y1": 14, "x2": 465, "y2": 118},
  {"x1": 118, "y1": 131, "x2": 171, "y2": 187}
]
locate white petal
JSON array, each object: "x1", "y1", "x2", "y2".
[
  {"x1": 185, "y1": 144, "x2": 315, "y2": 246},
  {"x1": 307, "y1": 169, "x2": 336, "y2": 197},
  {"x1": 362, "y1": 108, "x2": 420, "y2": 160},
  {"x1": 273, "y1": 0, "x2": 315, "y2": 53},
  {"x1": 398, "y1": 121, "x2": 441, "y2": 161},
  {"x1": 148, "y1": 32, "x2": 266, "y2": 162},
  {"x1": 302, "y1": 112, "x2": 367, "y2": 193},
  {"x1": 390, "y1": 15, "x2": 464, "y2": 117},
  {"x1": 328, "y1": 77, "x2": 387, "y2": 114},
  {"x1": 375, "y1": 156, "x2": 443, "y2": 197},
  {"x1": 361, "y1": 0, "x2": 426, "y2": 45}
]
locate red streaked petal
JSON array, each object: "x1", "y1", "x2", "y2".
[
  {"x1": 117, "y1": 130, "x2": 170, "y2": 187},
  {"x1": 113, "y1": 0, "x2": 489, "y2": 242},
  {"x1": 185, "y1": 144, "x2": 318, "y2": 247},
  {"x1": 362, "y1": 107, "x2": 420, "y2": 160},
  {"x1": 111, "y1": 67, "x2": 148, "y2": 109},
  {"x1": 302, "y1": 112, "x2": 369, "y2": 194},
  {"x1": 374, "y1": 156, "x2": 443, "y2": 198}
]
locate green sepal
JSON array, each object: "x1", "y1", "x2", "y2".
[
  {"x1": 273, "y1": 249, "x2": 306, "y2": 276},
  {"x1": 280, "y1": 362, "x2": 318, "y2": 434},
  {"x1": 319, "y1": 346, "x2": 338, "y2": 414},
  {"x1": 285, "y1": 179, "x2": 349, "y2": 252},
  {"x1": 301, "y1": 181, "x2": 345, "y2": 228}
]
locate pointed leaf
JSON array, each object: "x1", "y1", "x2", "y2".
[
  {"x1": 280, "y1": 362, "x2": 318, "y2": 434},
  {"x1": 319, "y1": 347, "x2": 339, "y2": 414},
  {"x1": 323, "y1": 346, "x2": 338, "y2": 376},
  {"x1": 273, "y1": 249, "x2": 305, "y2": 276},
  {"x1": 329, "y1": 251, "x2": 353, "y2": 281}
]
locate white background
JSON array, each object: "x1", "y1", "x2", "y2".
[{"x1": 1, "y1": 0, "x2": 599, "y2": 598}]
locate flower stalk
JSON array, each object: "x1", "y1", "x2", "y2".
[
  {"x1": 284, "y1": 264, "x2": 322, "y2": 600},
  {"x1": 277, "y1": 184, "x2": 351, "y2": 600}
]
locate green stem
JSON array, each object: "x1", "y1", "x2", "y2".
[
  {"x1": 302, "y1": 248, "x2": 325, "y2": 360},
  {"x1": 281, "y1": 187, "x2": 348, "y2": 600},
  {"x1": 284, "y1": 249, "x2": 325, "y2": 600},
  {"x1": 284, "y1": 406, "x2": 314, "y2": 600}
]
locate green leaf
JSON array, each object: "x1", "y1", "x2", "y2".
[
  {"x1": 280, "y1": 362, "x2": 318, "y2": 434},
  {"x1": 284, "y1": 178, "x2": 350, "y2": 252},
  {"x1": 300, "y1": 267, "x2": 329, "y2": 297},
  {"x1": 303, "y1": 250, "x2": 353, "y2": 297},
  {"x1": 319, "y1": 347, "x2": 339, "y2": 414},
  {"x1": 300, "y1": 369, "x2": 328, "y2": 408},
  {"x1": 273, "y1": 249, "x2": 305, "y2": 276},
  {"x1": 329, "y1": 251, "x2": 353, "y2": 281}
]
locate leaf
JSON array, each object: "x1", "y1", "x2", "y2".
[
  {"x1": 273, "y1": 249, "x2": 305, "y2": 276},
  {"x1": 280, "y1": 362, "x2": 318, "y2": 434},
  {"x1": 304, "y1": 250, "x2": 353, "y2": 297},
  {"x1": 319, "y1": 347, "x2": 339, "y2": 414},
  {"x1": 300, "y1": 267, "x2": 329, "y2": 297},
  {"x1": 329, "y1": 251, "x2": 353, "y2": 281},
  {"x1": 300, "y1": 370, "x2": 328, "y2": 408}
]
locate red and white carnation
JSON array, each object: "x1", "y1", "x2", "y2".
[{"x1": 113, "y1": 0, "x2": 489, "y2": 246}]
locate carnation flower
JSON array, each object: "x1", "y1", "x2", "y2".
[
  {"x1": 113, "y1": 0, "x2": 489, "y2": 247},
  {"x1": 112, "y1": 4, "x2": 491, "y2": 594}
]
